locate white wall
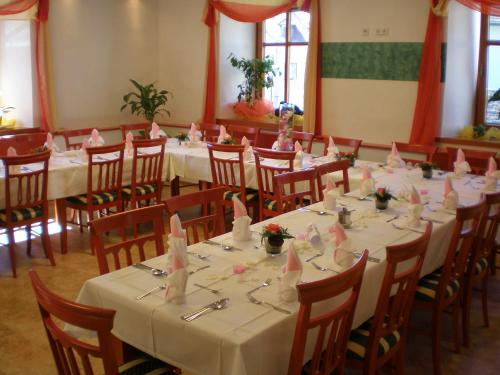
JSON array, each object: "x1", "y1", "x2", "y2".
[{"x1": 50, "y1": 0, "x2": 159, "y2": 129}]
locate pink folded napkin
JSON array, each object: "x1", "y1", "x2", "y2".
[
  {"x1": 410, "y1": 185, "x2": 421, "y2": 204},
  {"x1": 456, "y1": 148, "x2": 466, "y2": 163},
  {"x1": 79, "y1": 139, "x2": 90, "y2": 161},
  {"x1": 7, "y1": 147, "x2": 19, "y2": 173},
  {"x1": 443, "y1": 176, "x2": 458, "y2": 209},
  {"x1": 218, "y1": 125, "x2": 229, "y2": 143},
  {"x1": 125, "y1": 132, "x2": 134, "y2": 155},
  {"x1": 279, "y1": 241, "x2": 303, "y2": 302},
  {"x1": 232, "y1": 196, "x2": 252, "y2": 241},
  {"x1": 332, "y1": 223, "x2": 354, "y2": 268},
  {"x1": 454, "y1": 148, "x2": 471, "y2": 176},
  {"x1": 241, "y1": 136, "x2": 250, "y2": 151},
  {"x1": 360, "y1": 166, "x2": 375, "y2": 195},
  {"x1": 323, "y1": 175, "x2": 338, "y2": 210},
  {"x1": 7, "y1": 146, "x2": 17, "y2": 156},
  {"x1": 165, "y1": 214, "x2": 189, "y2": 304},
  {"x1": 149, "y1": 122, "x2": 166, "y2": 139},
  {"x1": 170, "y1": 213, "x2": 187, "y2": 240},
  {"x1": 88, "y1": 129, "x2": 104, "y2": 146},
  {"x1": 294, "y1": 141, "x2": 303, "y2": 153},
  {"x1": 306, "y1": 223, "x2": 325, "y2": 251},
  {"x1": 387, "y1": 142, "x2": 405, "y2": 168},
  {"x1": 486, "y1": 157, "x2": 497, "y2": 177},
  {"x1": 326, "y1": 136, "x2": 339, "y2": 158},
  {"x1": 189, "y1": 123, "x2": 197, "y2": 142},
  {"x1": 45, "y1": 133, "x2": 53, "y2": 149},
  {"x1": 407, "y1": 186, "x2": 423, "y2": 228},
  {"x1": 485, "y1": 157, "x2": 498, "y2": 190}
]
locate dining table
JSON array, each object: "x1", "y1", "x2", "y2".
[{"x1": 72, "y1": 166, "x2": 496, "y2": 375}]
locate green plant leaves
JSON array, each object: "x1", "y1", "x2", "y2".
[{"x1": 120, "y1": 79, "x2": 172, "y2": 122}]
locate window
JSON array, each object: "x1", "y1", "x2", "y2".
[
  {"x1": 259, "y1": 10, "x2": 310, "y2": 110},
  {"x1": 478, "y1": 15, "x2": 500, "y2": 125}
]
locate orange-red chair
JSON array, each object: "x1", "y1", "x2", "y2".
[
  {"x1": 321, "y1": 136, "x2": 362, "y2": 157},
  {"x1": 199, "y1": 122, "x2": 220, "y2": 143},
  {"x1": 287, "y1": 251, "x2": 369, "y2": 375},
  {"x1": 315, "y1": 159, "x2": 351, "y2": 199},
  {"x1": 0, "y1": 126, "x2": 42, "y2": 136},
  {"x1": 227, "y1": 124, "x2": 260, "y2": 145},
  {"x1": 273, "y1": 169, "x2": 318, "y2": 214},
  {"x1": 0, "y1": 132, "x2": 47, "y2": 155},
  {"x1": 446, "y1": 147, "x2": 496, "y2": 175},
  {"x1": 56, "y1": 143, "x2": 125, "y2": 254},
  {"x1": 291, "y1": 130, "x2": 314, "y2": 153},
  {"x1": 346, "y1": 222, "x2": 432, "y2": 374},
  {"x1": 89, "y1": 205, "x2": 165, "y2": 275},
  {"x1": 28, "y1": 270, "x2": 179, "y2": 375},
  {"x1": 395, "y1": 142, "x2": 437, "y2": 165},
  {"x1": 119, "y1": 123, "x2": 150, "y2": 140},
  {"x1": 61, "y1": 128, "x2": 94, "y2": 151},
  {"x1": 0, "y1": 150, "x2": 55, "y2": 277}
]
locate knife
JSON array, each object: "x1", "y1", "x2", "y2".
[{"x1": 181, "y1": 298, "x2": 228, "y2": 320}]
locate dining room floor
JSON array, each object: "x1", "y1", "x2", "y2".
[{"x1": 1, "y1": 185, "x2": 500, "y2": 374}]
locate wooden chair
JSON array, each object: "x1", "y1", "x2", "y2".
[
  {"x1": 207, "y1": 143, "x2": 258, "y2": 218},
  {"x1": 253, "y1": 147, "x2": 296, "y2": 221},
  {"x1": 413, "y1": 199, "x2": 486, "y2": 375},
  {"x1": 446, "y1": 147, "x2": 497, "y2": 174},
  {"x1": 394, "y1": 142, "x2": 437, "y2": 165},
  {"x1": 287, "y1": 251, "x2": 369, "y2": 375},
  {"x1": 462, "y1": 191, "x2": 500, "y2": 347},
  {"x1": 227, "y1": 124, "x2": 260, "y2": 145},
  {"x1": 321, "y1": 136, "x2": 362, "y2": 156},
  {"x1": 28, "y1": 270, "x2": 179, "y2": 375},
  {"x1": 119, "y1": 123, "x2": 150, "y2": 140},
  {"x1": 123, "y1": 137, "x2": 166, "y2": 209},
  {"x1": 163, "y1": 187, "x2": 225, "y2": 245},
  {"x1": 0, "y1": 132, "x2": 47, "y2": 155},
  {"x1": 291, "y1": 130, "x2": 314, "y2": 153},
  {"x1": 0, "y1": 151, "x2": 55, "y2": 277},
  {"x1": 199, "y1": 122, "x2": 220, "y2": 143},
  {"x1": 0, "y1": 126, "x2": 42, "y2": 136},
  {"x1": 89, "y1": 205, "x2": 165, "y2": 275},
  {"x1": 61, "y1": 128, "x2": 94, "y2": 151},
  {"x1": 273, "y1": 169, "x2": 318, "y2": 215},
  {"x1": 346, "y1": 222, "x2": 432, "y2": 375},
  {"x1": 56, "y1": 143, "x2": 125, "y2": 254},
  {"x1": 315, "y1": 159, "x2": 351, "y2": 199}
]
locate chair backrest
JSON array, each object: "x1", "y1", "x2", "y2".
[
  {"x1": 89, "y1": 205, "x2": 165, "y2": 275},
  {"x1": 163, "y1": 187, "x2": 225, "y2": 245},
  {"x1": 0, "y1": 133, "x2": 47, "y2": 155},
  {"x1": 207, "y1": 143, "x2": 247, "y2": 202},
  {"x1": 437, "y1": 199, "x2": 486, "y2": 300},
  {"x1": 0, "y1": 126, "x2": 42, "y2": 136},
  {"x1": 199, "y1": 122, "x2": 220, "y2": 143},
  {"x1": 394, "y1": 142, "x2": 437, "y2": 165},
  {"x1": 62, "y1": 128, "x2": 94, "y2": 151},
  {"x1": 273, "y1": 169, "x2": 318, "y2": 214},
  {"x1": 1, "y1": 150, "x2": 51, "y2": 225},
  {"x1": 288, "y1": 251, "x2": 369, "y2": 375},
  {"x1": 315, "y1": 160, "x2": 351, "y2": 199},
  {"x1": 227, "y1": 124, "x2": 260, "y2": 145},
  {"x1": 322, "y1": 136, "x2": 362, "y2": 156},
  {"x1": 85, "y1": 143, "x2": 125, "y2": 209},
  {"x1": 28, "y1": 270, "x2": 120, "y2": 375},
  {"x1": 129, "y1": 137, "x2": 166, "y2": 205},
  {"x1": 446, "y1": 147, "x2": 497, "y2": 174},
  {"x1": 291, "y1": 131, "x2": 314, "y2": 153},
  {"x1": 363, "y1": 222, "x2": 432, "y2": 366},
  {"x1": 119, "y1": 123, "x2": 150, "y2": 140}
]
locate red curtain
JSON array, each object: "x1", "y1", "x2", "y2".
[
  {"x1": 0, "y1": 0, "x2": 51, "y2": 131},
  {"x1": 456, "y1": 0, "x2": 500, "y2": 16}
]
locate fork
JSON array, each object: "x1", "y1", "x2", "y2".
[
  {"x1": 304, "y1": 252, "x2": 323, "y2": 262},
  {"x1": 246, "y1": 278, "x2": 272, "y2": 295},
  {"x1": 246, "y1": 294, "x2": 291, "y2": 314},
  {"x1": 188, "y1": 251, "x2": 209, "y2": 260},
  {"x1": 311, "y1": 261, "x2": 337, "y2": 273},
  {"x1": 194, "y1": 283, "x2": 220, "y2": 294},
  {"x1": 189, "y1": 265, "x2": 210, "y2": 275}
]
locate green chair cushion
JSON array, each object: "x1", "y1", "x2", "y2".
[
  {"x1": 0, "y1": 206, "x2": 43, "y2": 223},
  {"x1": 66, "y1": 191, "x2": 118, "y2": 206},
  {"x1": 415, "y1": 269, "x2": 460, "y2": 302}
]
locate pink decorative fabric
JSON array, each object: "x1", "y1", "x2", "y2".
[
  {"x1": 125, "y1": 132, "x2": 134, "y2": 150},
  {"x1": 294, "y1": 141, "x2": 303, "y2": 153},
  {"x1": 45, "y1": 132, "x2": 53, "y2": 148},
  {"x1": 7, "y1": 146, "x2": 17, "y2": 156},
  {"x1": 283, "y1": 242, "x2": 302, "y2": 272},
  {"x1": 362, "y1": 166, "x2": 372, "y2": 181},
  {"x1": 487, "y1": 157, "x2": 497, "y2": 177},
  {"x1": 391, "y1": 142, "x2": 399, "y2": 157},
  {"x1": 170, "y1": 214, "x2": 185, "y2": 239},
  {"x1": 456, "y1": 148, "x2": 466, "y2": 164},
  {"x1": 410, "y1": 186, "x2": 421, "y2": 204},
  {"x1": 232, "y1": 196, "x2": 247, "y2": 219},
  {"x1": 91, "y1": 129, "x2": 100, "y2": 144},
  {"x1": 233, "y1": 264, "x2": 247, "y2": 274},
  {"x1": 328, "y1": 136, "x2": 335, "y2": 150},
  {"x1": 334, "y1": 223, "x2": 347, "y2": 247},
  {"x1": 219, "y1": 125, "x2": 227, "y2": 139},
  {"x1": 189, "y1": 123, "x2": 197, "y2": 141},
  {"x1": 151, "y1": 123, "x2": 160, "y2": 138},
  {"x1": 170, "y1": 254, "x2": 184, "y2": 273},
  {"x1": 241, "y1": 136, "x2": 250, "y2": 151},
  {"x1": 444, "y1": 176, "x2": 454, "y2": 197}
]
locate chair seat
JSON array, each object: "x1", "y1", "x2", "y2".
[
  {"x1": 346, "y1": 319, "x2": 401, "y2": 361},
  {"x1": 66, "y1": 191, "x2": 118, "y2": 206},
  {"x1": 475, "y1": 257, "x2": 489, "y2": 275},
  {"x1": 415, "y1": 269, "x2": 460, "y2": 302},
  {"x1": 264, "y1": 198, "x2": 311, "y2": 212},
  {"x1": 122, "y1": 184, "x2": 157, "y2": 197},
  {"x1": 223, "y1": 188, "x2": 258, "y2": 203},
  {"x1": 0, "y1": 206, "x2": 43, "y2": 224},
  {"x1": 118, "y1": 355, "x2": 179, "y2": 375}
]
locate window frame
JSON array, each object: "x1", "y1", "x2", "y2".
[{"x1": 256, "y1": 9, "x2": 309, "y2": 105}]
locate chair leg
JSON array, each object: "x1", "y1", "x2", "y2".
[
  {"x1": 462, "y1": 283, "x2": 472, "y2": 348},
  {"x1": 481, "y1": 275, "x2": 490, "y2": 327},
  {"x1": 6, "y1": 228, "x2": 16, "y2": 278},
  {"x1": 41, "y1": 222, "x2": 56, "y2": 266},
  {"x1": 56, "y1": 199, "x2": 68, "y2": 254},
  {"x1": 452, "y1": 299, "x2": 461, "y2": 352},
  {"x1": 78, "y1": 210, "x2": 84, "y2": 233},
  {"x1": 26, "y1": 224, "x2": 32, "y2": 256},
  {"x1": 431, "y1": 310, "x2": 443, "y2": 375},
  {"x1": 88, "y1": 210, "x2": 95, "y2": 255}
]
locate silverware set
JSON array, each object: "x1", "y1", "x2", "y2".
[
  {"x1": 311, "y1": 261, "x2": 337, "y2": 273},
  {"x1": 133, "y1": 263, "x2": 168, "y2": 277},
  {"x1": 245, "y1": 278, "x2": 291, "y2": 314},
  {"x1": 136, "y1": 284, "x2": 167, "y2": 300},
  {"x1": 181, "y1": 298, "x2": 229, "y2": 321}
]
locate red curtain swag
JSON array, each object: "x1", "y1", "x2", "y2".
[{"x1": 456, "y1": 0, "x2": 500, "y2": 16}]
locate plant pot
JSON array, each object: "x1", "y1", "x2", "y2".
[
  {"x1": 422, "y1": 169, "x2": 433, "y2": 179},
  {"x1": 375, "y1": 199, "x2": 389, "y2": 210},
  {"x1": 264, "y1": 236, "x2": 284, "y2": 255}
]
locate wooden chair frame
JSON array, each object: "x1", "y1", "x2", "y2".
[
  {"x1": 321, "y1": 136, "x2": 362, "y2": 157},
  {"x1": 394, "y1": 142, "x2": 437, "y2": 165},
  {"x1": 273, "y1": 168, "x2": 318, "y2": 215},
  {"x1": 290, "y1": 131, "x2": 314, "y2": 153},
  {"x1": 199, "y1": 122, "x2": 220, "y2": 143},
  {"x1": 315, "y1": 159, "x2": 351, "y2": 199},
  {"x1": 446, "y1": 147, "x2": 497, "y2": 174},
  {"x1": 119, "y1": 123, "x2": 150, "y2": 140},
  {"x1": 62, "y1": 128, "x2": 94, "y2": 151},
  {"x1": 0, "y1": 126, "x2": 42, "y2": 136},
  {"x1": 0, "y1": 133, "x2": 47, "y2": 155},
  {"x1": 227, "y1": 124, "x2": 260, "y2": 145}
]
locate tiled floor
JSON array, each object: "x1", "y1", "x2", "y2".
[{"x1": 1, "y1": 187, "x2": 500, "y2": 374}]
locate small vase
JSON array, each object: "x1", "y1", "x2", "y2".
[
  {"x1": 375, "y1": 199, "x2": 389, "y2": 210},
  {"x1": 264, "y1": 236, "x2": 284, "y2": 255},
  {"x1": 422, "y1": 169, "x2": 433, "y2": 179}
]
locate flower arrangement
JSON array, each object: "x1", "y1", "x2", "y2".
[
  {"x1": 336, "y1": 151, "x2": 357, "y2": 166},
  {"x1": 418, "y1": 162, "x2": 437, "y2": 171},
  {"x1": 261, "y1": 224, "x2": 294, "y2": 254},
  {"x1": 175, "y1": 133, "x2": 189, "y2": 145},
  {"x1": 220, "y1": 136, "x2": 237, "y2": 145},
  {"x1": 375, "y1": 187, "x2": 393, "y2": 202}
]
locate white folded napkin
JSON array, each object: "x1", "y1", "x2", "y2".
[
  {"x1": 88, "y1": 128, "x2": 105, "y2": 147},
  {"x1": 271, "y1": 141, "x2": 279, "y2": 150},
  {"x1": 485, "y1": 157, "x2": 498, "y2": 190},
  {"x1": 149, "y1": 122, "x2": 167, "y2": 139},
  {"x1": 294, "y1": 142, "x2": 303, "y2": 169},
  {"x1": 6, "y1": 147, "x2": 20, "y2": 174},
  {"x1": 218, "y1": 125, "x2": 232, "y2": 143},
  {"x1": 279, "y1": 241, "x2": 302, "y2": 302},
  {"x1": 232, "y1": 196, "x2": 252, "y2": 241},
  {"x1": 406, "y1": 186, "x2": 423, "y2": 228},
  {"x1": 323, "y1": 175, "x2": 339, "y2": 210},
  {"x1": 331, "y1": 223, "x2": 354, "y2": 269},
  {"x1": 486, "y1": 157, "x2": 500, "y2": 179},
  {"x1": 241, "y1": 137, "x2": 252, "y2": 161},
  {"x1": 44, "y1": 132, "x2": 60, "y2": 153},
  {"x1": 326, "y1": 136, "x2": 339, "y2": 159},
  {"x1": 189, "y1": 123, "x2": 200, "y2": 143},
  {"x1": 165, "y1": 214, "x2": 189, "y2": 304},
  {"x1": 125, "y1": 132, "x2": 134, "y2": 156},
  {"x1": 453, "y1": 148, "x2": 471, "y2": 177},
  {"x1": 306, "y1": 223, "x2": 325, "y2": 251},
  {"x1": 387, "y1": 142, "x2": 405, "y2": 168},
  {"x1": 360, "y1": 166, "x2": 375, "y2": 196},
  {"x1": 443, "y1": 176, "x2": 459, "y2": 210}
]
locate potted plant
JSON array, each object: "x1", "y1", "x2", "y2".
[
  {"x1": 336, "y1": 151, "x2": 357, "y2": 167},
  {"x1": 175, "y1": 132, "x2": 189, "y2": 145},
  {"x1": 261, "y1": 223, "x2": 294, "y2": 255},
  {"x1": 419, "y1": 162, "x2": 437, "y2": 179},
  {"x1": 220, "y1": 136, "x2": 237, "y2": 145},
  {"x1": 374, "y1": 187, "x2": 393, "y2": 210},
  {"x1": 120, "y1": 79, "x2": 172, "y2": 123}
]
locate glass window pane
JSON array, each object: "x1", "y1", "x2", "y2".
[
  {"x1": 288, "y1": 45, "x2": 308, "y2": 110},
  {"x1": 488, "y1": 16, "x2": 500, "y2": 41},
  {"x1": 263, "y1": 13, "x2": 286, "y2": 44},
  {"x1": 290, "y1": 11, "x2": 310, "y2": 43},
  {"x1": 263, "y1": 46, "x2": 285, "y2": 109},
  {"x1": 486, "y1": 45, "x2": 500, "y2": 124}
]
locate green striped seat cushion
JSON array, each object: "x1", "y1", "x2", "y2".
[
  {"x1": 119, "y1": 356, "x2": 180, "y2": 374},
  {"x1": 475, "y1": 257, "x2": 488, "y2": 275},
  {"x1": 264, "y1": 197, "x2": 311, "y2": 212},
  {"x1": 66, "y1": 191, "x2": 118, "y2": 206},
  {"x1": 346, "y1": 319, "x2": 401, "y2": 361},
  {"x1": 415, "y1": 269, "x2": 460, "y2": 302},
  {"x1": 0, "y1": 206, "x2": 43, "y2": 223},
  {"x1": 223, "y1": 188, "x2": 258, "y2": 202},
  {"x1": 122, "y1": 184, "x2": 156, "y2": 197}
]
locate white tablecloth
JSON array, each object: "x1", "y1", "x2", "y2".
[{"x1": 74, "y1": 168, "x2": 494, "y2": 375}]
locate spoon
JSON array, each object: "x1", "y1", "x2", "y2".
[
  {"x1": 184, "y1": 298, "x2": 229, "y2": 321},
  {"x1": 187, "y1": 251, "x2": 209, "y2": 260},
  {"x1": 133, "y1": 263, "x2": 168, "y2": 277},
  {"x1": 135, "y1": 284, "x2": 167, "y2": 300},
  {"x1": 311, "y1": 261, "x2": 337, "y2": 273}
]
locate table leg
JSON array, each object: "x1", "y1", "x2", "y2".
[{"x1": 170, "y1": 176, "x2": 180, "y2": 196}]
